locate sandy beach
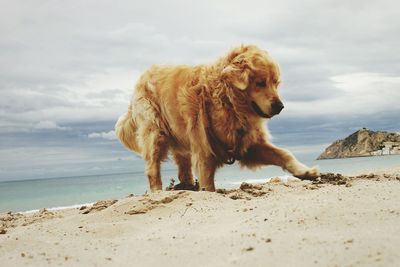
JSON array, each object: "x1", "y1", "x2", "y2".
[{"x1": 1, "y1": 168, "x2": 400, "y2": 267}]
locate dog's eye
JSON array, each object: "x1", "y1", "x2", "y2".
[{"x1": 256, "y1": 81, "x2": 266, "y2": 88}]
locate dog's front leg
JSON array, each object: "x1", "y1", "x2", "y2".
[
  {"x1": 194, "y1": 155, "x2": 217, "y2": 192},
  {"x1": 241, "y1": 143, "x2": 320, "y2": 180}
]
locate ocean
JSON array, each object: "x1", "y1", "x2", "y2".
[{"x1": 1, "y1": 155, "x2": 399, "y2": 213}]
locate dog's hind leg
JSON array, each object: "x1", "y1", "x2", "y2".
[
  {"x1": 143, "y1": 131, "x2": 169, "y2": 192},
  {"x1": 172, "y1": 152, "x2": 196, "y2": 190}
]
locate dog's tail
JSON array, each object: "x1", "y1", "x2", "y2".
[{"x1": 115, "y1": 110, "x2": 141, "y2": 154}]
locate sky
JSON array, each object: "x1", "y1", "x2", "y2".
[{"x1": 0, "y1": 0, "x2": 399, "y2": 181}]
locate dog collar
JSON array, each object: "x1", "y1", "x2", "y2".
[{"x1": 202, "y1": 89, "x2": 246, "y2": 165}]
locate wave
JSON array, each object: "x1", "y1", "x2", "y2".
[
  {"x1": 227, "y1": 175, "x2": 294, "y2": 185},
  {"x1": 22, "y1": 202, "x2": 95, "y2": 214}
]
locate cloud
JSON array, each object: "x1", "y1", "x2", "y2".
[
  {"x1": 88, "y1": 130, "x2": 117, "y2": 141},
  {"x1": 1, "y1": 0, "x2": 399, "y2": 134},
  {"x1": 284, "y1": 72, "x2": 400, "y2": 117},
  {"x1": 34, "y1": 120, "x2": 68, "y2": 130}
]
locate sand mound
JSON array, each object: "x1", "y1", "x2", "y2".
[
  {"x1": 81, "y1": 200, "x2": 118, "y2": 214},
  {"x1": 0, "y1": 208, "x2": 62, "y2": 234},
  {"x1": 125, "y1": 191, "x2": 189, "y2": 215}
]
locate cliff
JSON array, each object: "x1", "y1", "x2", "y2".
[{"x1": 317, "y1": 128, "x2": 400, "y2": 160}]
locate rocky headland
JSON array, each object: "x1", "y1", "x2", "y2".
[{"x1": 317, "y1": 128, "x2": 400, "y2": 160}]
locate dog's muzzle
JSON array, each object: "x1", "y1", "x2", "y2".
[
  {"x1": 251, "y1": 101, "x2": 284, "y2": 118},
  {"x1": 251, "y1": 101, "x2": 270, "y2": 118}
]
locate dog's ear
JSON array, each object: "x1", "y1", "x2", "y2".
[{"x1": 221, "y1": 63, "x2": 251, "y2": 90}]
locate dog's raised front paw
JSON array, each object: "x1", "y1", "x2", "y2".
[{"x1": 293, "y1": 166, "x2": 320, "y2": 181}]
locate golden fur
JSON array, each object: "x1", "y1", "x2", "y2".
[{"x1": 116, "y1": 45, "x2": 319, "y2": 192}]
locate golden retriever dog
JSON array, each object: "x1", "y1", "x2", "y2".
[{"x1": 115, "y1": 45, "x2": 319, "y2": 192}]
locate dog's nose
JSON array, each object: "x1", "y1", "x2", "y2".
[{"x1": 271, "y1": 101, "x2": 284, "y2": 115}]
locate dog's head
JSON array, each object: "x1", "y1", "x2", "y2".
[{"x1": 221, "y1": 45, "x2": 283, "y2": 119}]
